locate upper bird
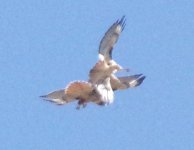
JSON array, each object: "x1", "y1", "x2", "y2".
[
  {"x1": 89, "y1": 16, "x2": 145, "y2": 92},
  {"x1": 40, "y1": 16, "x2": 145, "y2": 109},
  {"x1": 89, "y1": 16, "x2": 128, "y2": 85}
]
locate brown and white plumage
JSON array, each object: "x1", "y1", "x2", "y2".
[
  {"x1": 94, "y1": 16, "x2": 145, "y2": 91},
  {"x1": 40, "y1": 79, "x2": 114, "y2": 109},
  {"x1": 89, "y1": 16, "x2": 128, "y2": 84},
  {"x1": 40, "y1": 81, "x2": 95, "y2": 107},
  {"x1": 89, "y1": 60, "x2": 121, "y2": 84},
  {"x1": 40, "y1": 16, "x2": 145, "y2": 109}
]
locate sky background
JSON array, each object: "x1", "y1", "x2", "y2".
[{"x1": 0, "y1": 0, "x2": 194, "y2": 150}]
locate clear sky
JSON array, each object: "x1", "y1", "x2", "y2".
[{"x1": 0, "y1": 0, "x2": 194, "y2": 150}]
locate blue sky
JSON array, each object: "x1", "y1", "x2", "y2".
[{"x1": 0, "y1": 0, "x2": 194, "y2": 150}]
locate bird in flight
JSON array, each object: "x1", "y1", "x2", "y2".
[{"x1": 40, "y1": 16, "x2": 145, "y2": 109}]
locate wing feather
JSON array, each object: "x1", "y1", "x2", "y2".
[
  {"x1": 40, "y1": 89, "x2": 67, "y2": 105},
  {"x1": 111, "y1": 74, "x2": 146, "y2": 90},
  {"x1": 99, "y1": 16, "x2": 126, "y2": 62}
]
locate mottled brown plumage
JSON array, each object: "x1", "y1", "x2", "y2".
[{"x1": 40, "y1": 16, "x2": 145, "y2": 109}]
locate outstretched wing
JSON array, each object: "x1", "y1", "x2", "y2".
[
  {"x1": 40, "y1": 81, "x2": 94, "y2": 105},
  {"x1": 40, "y1": 89, "x2": 67, "y2": 105},
  {"x1": 99, "y1": 16, "x2": 126, "y2": 62},
  {"x1": 110, "y1": 74, "x2": 146, "y2": 91}
]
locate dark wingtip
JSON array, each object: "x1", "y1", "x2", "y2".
[
  {"x1": 118, "y1": 15, "x2": 126, "y2": 31},
  {"x1": 119, "y1": 15, "x2": 126, "y2": 23},
  {"x1": 136, "y1": 75, "x2": 146, "y2": 86}
]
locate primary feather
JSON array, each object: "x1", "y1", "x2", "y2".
[{"x1": 99, "y1": 16, "x2": 126, "y2": 62}]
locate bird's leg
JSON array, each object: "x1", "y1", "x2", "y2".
[{"x1": 76, "y1": 99, "x2": 87, "y2": 110}]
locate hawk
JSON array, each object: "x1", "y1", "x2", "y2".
[
  {"x1": 40, "y1": 79, "x2": 113, "y2": 109},
  {"x1": 40, "y1": 16, "x2": 145, "y2": 109}
]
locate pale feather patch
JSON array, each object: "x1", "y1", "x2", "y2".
[
  {"x1": 129, "y1": 79, "x2": 138, "y2": 87},
  {"x1": 115, "y1": 25, "x2": 122, "y2": 34},
  {"x1": 98, "y1": 54, "x2": 105, "y2": 61},
  {"x1": 96, "y1": 81, "x2": 114, "y2": 105},
  {"x1": 45, "y1": 98, "x2": 67, "y2": 105},
  {"x1": 108, "y1": 90, "x2": 114, "y2": 104}
]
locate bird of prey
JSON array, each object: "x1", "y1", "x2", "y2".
[
  {"x1": 40, "y1": 79, "x2": 113, "y2": 109},
  {"x1": 40, "y1": 16, "x2": 145, "y2": 109},
  {"x1": 89, "y1": 16, "x2": 145, "y2": 92},
  {"x1": 89, "y1": 16, "x2": 128, "y2": 85}
]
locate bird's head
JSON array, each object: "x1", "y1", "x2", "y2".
[{"x1": 108, "y1": 60, "x2": 129, "y2": 73}]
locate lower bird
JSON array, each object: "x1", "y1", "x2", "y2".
[
  {"x1": 40, "y1": 77, "x2": 114, "y2": 109},
  {"x1": 40, "y1": 74, "x2": 145, "y2": 109}
]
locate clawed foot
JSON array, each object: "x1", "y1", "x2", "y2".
[{"x1": 76, "y1": 103, "x2": 87, "y2": 110}]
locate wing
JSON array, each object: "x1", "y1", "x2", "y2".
[
  {"x1": 40, "y1": 89, "x2": 67, "y2": 105},
  {"x1": 110, "y1": 74, "x2": 146, "y2": 90},
  {"x1": 99, "y1": 16, "x2": 126, "y2": 62},
  {"x1": 40, "y1": 81, "x2": 94, "y2": 105}
]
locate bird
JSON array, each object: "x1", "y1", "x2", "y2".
[
  {"x1": 40, "y1": 78, "x2": 113, "y2": 109},
  {"x1": 89, "y1": 15, "x2": 145, "y2": 93},
  {"x1": 40, "y1": 16, "x2": 145, "y2": 109},
  {"x1": 40, "y1": 74, "x2": 145, "y2": 109},
  {"x1": 89, "y1": 16, "x2": 129, "y2": 85}
]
